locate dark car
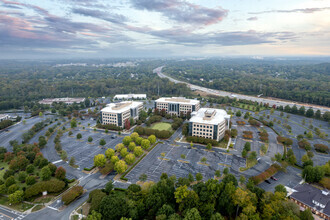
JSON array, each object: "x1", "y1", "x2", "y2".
[
  {"x1": 270, "y1": 176, "x2": 278, "y2": 181},
  {"x1": 111, "y1": 135, "x2": 116, "y2": 139},
  {"x1": 265, "y1": 179, "x2": 271, "y2": 184}
]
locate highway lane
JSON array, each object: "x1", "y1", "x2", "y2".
[{"x1": 154, "y1": 66, "x2": 330, "y2": 114}]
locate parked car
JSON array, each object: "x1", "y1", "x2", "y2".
[
  {"x1": 111, "y1": 135, "x2": 116, "y2": 139},
  {"x1": 265, "y1": 179, "x2": 271, "y2": 184},
  {"x1": 270, "y1": 176, "x2": 278, "y2": 181}
]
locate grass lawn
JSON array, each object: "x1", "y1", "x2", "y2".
[
  {"x1": 150, "y1": 122, "x2": 172, "y2": 131},
  {"x1": 0, "y1": 196, "x2": 34, "y2": 212},
  {"x1": 0, "y1": 162, "x2": 9, "y2": 179}
]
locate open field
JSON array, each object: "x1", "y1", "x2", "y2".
[{"x1": 150, "y1": 122, "x2": 172, "y2": 131}]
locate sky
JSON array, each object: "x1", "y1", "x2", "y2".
[{"x1": 1, "y1": 0, "x2": 330, "y2": 59}]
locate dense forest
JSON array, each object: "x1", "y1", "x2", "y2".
[
  {"x1": 86, "y1": 173, "x2": 313, "y2": 220},
  {"x1": 162, "y1": 59, "x2": 330, "y2": 106},
  {"x1": 0, "y1": 60, "x2": 191, "y2": 110}
]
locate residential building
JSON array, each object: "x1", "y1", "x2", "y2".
[
  {"x1": 188, "y1": 108, "x2": 230, "y2": 141},
  {"x1": 155, "y1": 97, "x2": 200, "y2": 116},
  {"x1": 39, "y1": 97, "x2": 85, "y2": 105},
  {"x1": 114, "y1": 94, "x2": 147, "y2": 100},
  {"x1": 101, "y1": 101, "x2": 143, "y2": 128},
  {"x1": 0, "y1": 114, "x2": 10, "y2": 122},
  {"x1": 290, "y1": 184, "x2": 330, "y2": 220}
]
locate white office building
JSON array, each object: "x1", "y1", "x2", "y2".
[
  {"x1": 114, "y1": 94, "x2": 146, "y2": 100},
  {"x1": 155, "y1": 97, "x2": 200, "y2": 116},
  {"x1": 101, "y1": 101, "x2": 143, "y2": 128},
  {"x1": 189, "y1": 108, "x2": 230, "y2": 141}
]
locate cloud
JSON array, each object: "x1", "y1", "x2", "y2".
[
  {"x1": 247, "y1": 16, "x2": 258, "y2": 21},
  {"x1": 250, "y1": 7, "x2": 330, "y2": 14},
  {"x1": 72, "y1": 8, "x2": 128, "y2": 24},
  {"x1": 130, "y1": 0, "x2": 228, "y2": 25}
]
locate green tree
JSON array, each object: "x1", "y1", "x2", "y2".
[
  {"x1": 26, "y1": 176, "x2": 36, "y2": 185},
  {"x1": 195, "y1": 173, "x2": 203, "y2": 181},
  {"x1": 70, "y1": 118, "x2": 77, "y2": 128},
  {"x1": 133, "y1": 147, "x2": 143, "y2": 157},
  {"x1": 8, "y1": 190, "x2": 24, "y2": 204},
  {"x1": 114, "y1": 160, "x2": 127, "y2": 174},
  {"x1": 18, "y1": 171, "x2": 27, "y2": 182},
  {"x1": 94, "y1": 154, "x2": 106, "y2": 167},
  {"x1": 215, "y1": 170, "x2": 221, "y2": 178},
  {"x1": 69, "y1": 157, "x2": 76, "y2": 166},
  {"x1": 120, "y1": 148, "x2": 128, "y2": 158},
  {"x1": 223, "y1": 167, "x2": 229, "y2": 175},
  {"x1": 139, "y1": 174, "x2": 147, "y2": 182},
  {"x1": 68, "y1": 131, "x2": 73, "y2": 136},
  {"x1": 88, "y1": 136, "x2": 93, "y2": 143},
  {"x1": 38, "y1": 136, "x2": 47, "y2": 148},
  {"x1": 40, "y1": 166, "x2": 51, "y2": 181},
  {"x1": 55, "y1": 167, "x2": 66, "y2": 180},
  {"x1": 110, "y1": 156, "x2": 119, "y2": 164},
  {"x1": 184, "y1": 208, "x2": 201, "y2": 220},
  {"x1": 141, "y1": 139, "x2": 151, "y2": 150},
  {"x1": 305, "y1": 108, "x2": 314, "y2": 118},
  {"x1": 235, "y1": 110, "x2": 242, "y2": 117},
  {"x1": 128, "y1": 142, "x2": 136, "y2": 151},
  {"x1": 239, "y1": 175, "x2": 246, "y2": 184},
  {"x1": 76, "y1": 133, "x2": 82, "y2": 139},
  {"x1": 206, "y1": 143, "x2": 212, "y2": 150},
  {"x1": 105, "y1": 148, "x2": 115, "y2": 159},
  {"x1": 130, "y1": 132, "x2": 139, "y2": 142},
  {"x1": 200, "y1": 157, "x2": 207, "y2": 164},
  {"x1": 99, "y1": 139, "x2": 106, "y2": 146},
  {"x1": 300, "y1": 208, "x2": 313, "y2": 220},
  {"x1": 123, "y1": 136, "x2": 132, "y2": 146},
  {"x1": 275, "y1": 184, "x2": 287, "y2": 195},
  {"x1": 104, "y1": 181, "x2": 113, "y2": 195},
  {"x1": 125, "y1": 153, "x2": 136, "y2": 165},
  {"x1": 148, "y1": 135, "x2": 157, "y2": 144}
]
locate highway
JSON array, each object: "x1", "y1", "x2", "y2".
[{"x1": 154, "y1": 66, "x2": 330, "y2": 114}]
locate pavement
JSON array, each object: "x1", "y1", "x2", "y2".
[{"x1": 0, "y1": 205, "x2": 26, "y2": 220}]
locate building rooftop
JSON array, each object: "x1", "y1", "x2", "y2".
[
  {"x1": 155, "y1": 97, "x2": 199, "y2": 105},
  {"x1": 189, "y1": 108, "x2": 230, "y2": 125},
  {"x1": 0, "y1": 114, "x2": 9, "y2": 118},
  {"x1": 39, "y1": 97, "x2": 85, "y2": 105},
  {"x1": 290, "y1": 184, "x2": 330, "y2": 217},
  {"x1": 114, "y1": 94, "x2": 146, "y2": 99},
  {"x1": 101, "y1": 101, "x2": 143, "y2": 114}
]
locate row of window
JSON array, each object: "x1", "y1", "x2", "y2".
[{"x1": 193, "y1": 124, "x2": 213, "y2": 129}]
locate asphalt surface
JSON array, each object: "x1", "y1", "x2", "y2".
[
  {"x1": 154, "y1": 66, "x2": 330, "y2": 114},
  {"x1": 0, "y1": 206, "x2": 26, "y2": 220}
]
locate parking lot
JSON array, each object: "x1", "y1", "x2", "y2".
[
  {"x1": 61, "y1": 127, "x2": 124, "y2": 169},
  {"x1": 125, "y1": 143, "x2": 246, "y2": 183},
  {"x1": 258, "y1": 166, "x2": 302, "y2": 192}
]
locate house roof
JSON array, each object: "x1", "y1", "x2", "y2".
[
  {"x1": 189, "y1": 108, "x2": 230, "y2": 125},
  {"x1": 290, "y1": 184, "x2": 330, "y2": 217}
]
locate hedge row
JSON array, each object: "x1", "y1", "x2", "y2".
[
  {"x1": 62, "y1": 186, "x2": 83, "y2": 205},
  {"x1": 248, "y1": 119, "x2": 260, "y2": 127},
  {"x1": 314, "y1": 144, "x2": 328, "y2": 153},
  {"x1": 186, "y1": 136, "x2": 219, "y2": 146},
  {"x1": 0, "y1": 120, "x2": 14, "y2": 130},
  {"x1": 134, "y1": 126, "x2": 172, "y2": 139},
  {"x1": 25, "y1": 179, "x2": 65, "y2": 198},
  {"x1": 250, "y1": 164, "x2": 281, "y2": 185}
]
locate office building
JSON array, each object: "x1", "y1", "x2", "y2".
[
  {"x1": 0, "y1": 114, "x2": 10, "y2": 122},
  {"x1": 39, "y1": 97, "x2": 85, "y2": 105},
  {"x1": 155, "y1": 97, "x2": 200, "y2": 116},
  {"x1": 188, "y1": 108, "x2": 230, "y2": 141},
  {"x1": 101, "y1": 101, "x2": 143, "y2": 128},
  {"x1": 114, "y1": 94, "x2": 147, "y2": 100}
]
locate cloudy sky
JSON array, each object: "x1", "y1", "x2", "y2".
[{"x1": 1, "y1": 0, "x2": 330, "y2": 59}]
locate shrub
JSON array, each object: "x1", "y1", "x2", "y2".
[
  {"x1": 25, "y1": 179, "x2": 65, "y2": 198},
  {"x1": 314, "y1": 144, "x2": 328, "y2": 153},
  {"x1": 248, "y1": 119, "x2": 260, "y2": 127},
  {"x1": 298, "y1": 139, "x2": 311, "y2": 151},
  {"x1": 186, "y1": 136, "x2": 218, "y2": 146},
  {"x1": 96, "y1": 123, "x2": 122, "y2": 131},
  {"x1": 250, "y1": 164, "x2": 281, "y2": 185},
  {"x1": 62, "y1": 186, "x2": 83, "y2": 205}
]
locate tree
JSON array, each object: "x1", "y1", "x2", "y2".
[
  {"x1": 306, "y1": 131, "x2": 313, "y2": 139},
  {"x1": 18, "y1": 171, "x2": 27, "y2": 182},
  {"x1": 128, "y1": 142, "x2": 136, "y2": 151},
  {"x1": 26, "y1": 175, "x2": 36, "y2": 185},
  {"x1": 61, "y1": 150, "x2": 68, "y2": 161},
  {"x1": 88, "y1": 136, "x2": 93, "y2": 143},
  {"x1": 223, "y1": 167, "x2": 229, "y2": 175},
  {"x1": 125, "y1": 153, "x2": 136, "y2": 165},
  {"x1": 239, "y1": 175, "x2": 246, "y2": 184},
  {"x1": 123, "y1": 136, "x2": 132, "y2": 146},
  {"x1": 235, "y1": 110, "x2": 242, "y2": 117},
  {"x1": 55, "y1": 167, "x2": 66, "y2": 180},
  {"x1": 105, "y1": 148, "x2": 115, "y2": 159},
  {"x1": 299, "y1": 106, "x2": 305, "y2": 115},
  {"x1": 181, "y1": 154, "x2": 186, "y2": 159},
  {"x1": 141, "y1": 139, "x2": 150, "y2": 150},
  {"x1": 40, "y1": 166, "x2": 52, "y2": 181},
  {"x1": 104, "y1": 181, "x2": 113, "y2": 194},
  {"x1": 242, "y1": 150, "x2": 247, "y2": 158},
  {"x1": 184, "y1": 208, "x2": 201, "y2": 220},
  {"x1": 120, "y1": 148, "x2": 128, "y2": 158},
  {"x1": 130, "y1": 132, "x2": 139, "y2": 142},
  {"x1": 200, "y1": 157, "x2": 207, "y2": 164},
  {"x1": 71, "y1": 118, "x2": 77, "y2": 128},
  {"x1": 124, "y1": 119, "x2": 130, "y2": 130},
  {"x1": 8, "y1": 190, "x2": 24, "y2": 204},
  {"x1": 68, "y1": 131, "x2": 73, "y2": 136},
  {"x1": 139, "y1": 174, "x2": 147, "y2": 182},
  {"x1": 244, "y1": 142, "x2": 251, "y2": 151},
  {"x1": 206, "y1": 143, "x2": 212, "y2": 150},
  {"x1": 76, "y1": 133, "x2": 82, "y2": 139},
  {"x1": 305, "y1": 108, "x2": 314, "y2": 118},
  {"x1": 99, "y1": 195, "x2": 128, "y2": 220},
  {"x1": 38, "y1": 136, "x2": 47, "y2": 148},
  {"x1": 94, "y1": 154, "x2": 106, "y2": 167},
  {"x1": 215, "y1": 170, "x2": 221, "y2": 178},
  {"x1": 148, "y1": 135, "x2": 157, "y2": 144},
  {"x1": 39, "y1": 112, "x2": 43, "y2": 117},
  {"x1": 115, "y1": 143, "x2": 125, "y2": 152},
  {"x1": 110, "y1": 156, "x2": 119, "y2": 164},
  {"x1": 99, "y1": 139, "x2": 106, "y2": 146},
  {"x1": 69, "y1": 157, "x2": 76, "y2": 166},
  {"x1": 315, "y1": 110, "x2": 321, "y2": 119},
  {"x1": 300, "y1": 208, "x2": 313, "y2": 220},
  {"x1": 275, "y1": 184, "x2": 287, "y2": 195},
  {"x1": 195, "y1": 173, "x2": 203, "y2": 181},
  {"x1": 133, "y1": 147, "x2": 143, "y2": 157},
  {"x1": 114, "y1": 160, "x2": 127, "y2": 174}
]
